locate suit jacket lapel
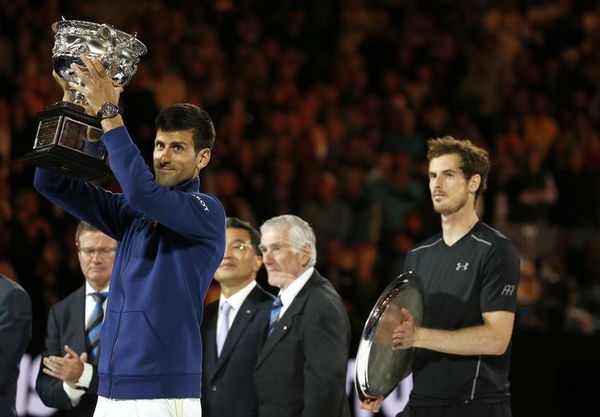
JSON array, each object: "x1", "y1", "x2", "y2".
[
  {"x1": 70, "y1": 286, "x2": 88, "y2": 354},
  {"x1": 255, "y1": 272, "x2": 318, "y2": 369}
]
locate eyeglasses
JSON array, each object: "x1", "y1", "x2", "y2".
[
  {"x1": 225, "y1": 241, "x2": 253, "y2": 252},
  {"x1": 79, "y1": 247, "x2": 117, "y2": 257}
]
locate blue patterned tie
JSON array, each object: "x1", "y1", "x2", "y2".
[
  {"x1": 86, "y1": 292, "x2": 108, "y2": 365},
  {"x1": 267, "y1": 296, "x2": 283, "y2": 337}
]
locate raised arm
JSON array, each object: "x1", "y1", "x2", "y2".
[
  {"x1": 33, "y1": 168, "x2": 131, "y2": 240},
  {"x1": 68, "y1": 56, "x2": 224, "y2": 240},
  {"x1": 101, "y1": 127, "x2": 225, "y2": 240}
]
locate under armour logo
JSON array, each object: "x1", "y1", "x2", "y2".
[
  {"x1": 456, "y1": 262, "x2": 469, "y2": 271},
  {"x1": 501, "y1": 285, "x2": 515, "y2": 296}
]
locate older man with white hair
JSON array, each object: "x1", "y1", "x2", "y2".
[{"x1": 254, "y1": 214, "x2": 351, "y2": 417}]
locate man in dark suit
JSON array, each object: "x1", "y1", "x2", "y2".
[
  {"x1": 255, "y1": 215, "x2": 351, "y2": 417},
  {"x1": 0, "y1": 274, "x2": 32, "y2": 417},
  {"x1": 36, "y1": 221, "x2": 116, "y2": 416},
  {"x1": 202, "y1": 217, "x2": 274, "y2": 417}
]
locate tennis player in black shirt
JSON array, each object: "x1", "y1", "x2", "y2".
[{"x1": 362, "y1": 137, "x2": 520, "y2": 417}]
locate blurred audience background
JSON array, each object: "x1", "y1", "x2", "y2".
[{"x1": 1, "y1": 0, "x2": 599, "y2": 398}]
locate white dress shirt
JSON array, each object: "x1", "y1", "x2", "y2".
[
  {"x1": 278, "y1": 266, "x2": 314, "y2": 318},
  {"x1": 216, "y1": 280, "x2": 257, "y2": 341}
]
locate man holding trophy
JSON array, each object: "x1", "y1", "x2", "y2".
[
  {"x1": 23, "y1": 20, "x2": 149, "y2": 180},
  {"x1": 34, "y1": 20, "x2": 226, "y2": 417}
]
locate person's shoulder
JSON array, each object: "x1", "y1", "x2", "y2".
[
  {"x1": 471, "y1": 223, "x2": 519, "y2": 264},
  {"x1": 0, "y1": 274, "x2": 15, "y2": 288},
  {"x1": 41, "y1": 287, "x2": 83, "y2": 321},
  {"x1": 303, "y1": 273, "x2": 349, "y2": 330},
  {"x1": 408, "y1": 232, "x2": 443, "y2": 255},
  {"x1": 307, "y1": 271, "x2": 344, "y2": 306},
  {"x1": 53, "y1": 286, "x2": 86, "y2": 309},
  {"x1": 0, "y1": 276, "x2": 31, "y2": 315},
  {"x1": 244, "y1": 285, "x2": 275, "y2": 315},
  {"x1": 187, "y1": 191, "x2": 226, "y2": 219},
  {"x1": 471, "y1": 222, "x2": 515, "y2": 249},
  {"x1": 253, "y1": 283, "x2": 276, "y2": 302},
  {"x1": 189, "y1": 191, "x2": 222, "y2": 206},
  {"x1": 0, "y1": 275, "x2": 28, "y2": 297}
]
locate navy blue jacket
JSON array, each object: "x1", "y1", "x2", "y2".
[{"x1": 34, "y1": 126, "x2": 226, "y2": 399}]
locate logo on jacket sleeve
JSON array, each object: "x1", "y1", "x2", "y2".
[{"x1": 192, "y1": 194, "x2": 210, "y2": 211}]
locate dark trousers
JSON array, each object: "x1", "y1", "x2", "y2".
[{"x1": 397, "y1": 400, "x2": 511, "y2": 417}]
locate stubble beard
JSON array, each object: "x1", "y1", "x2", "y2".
[
  {"x1": 433, "y1": 192, "x2": 469, "y2": 216},
  {"x1": 154, "y1": 168, "x2": 176, "y2": 188}
]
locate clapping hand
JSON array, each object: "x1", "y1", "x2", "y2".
[{"x1": 42, "y1": 345, "x2": 88, "y2": 387}]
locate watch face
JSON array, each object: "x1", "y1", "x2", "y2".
[{"x1": 98, "y1": 103, "x2": 120, "y2": 119}]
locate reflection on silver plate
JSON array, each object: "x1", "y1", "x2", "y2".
[{"x1": 355, "y1": 271, "x2": 423, "y2": 401}]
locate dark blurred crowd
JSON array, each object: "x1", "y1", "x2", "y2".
[{"x1": 1, "y1": 0, "x2": 599, "y2": 353}]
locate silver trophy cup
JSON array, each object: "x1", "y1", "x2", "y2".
[{"x1": 21, "y1": 19, "x2": 147, "y2": 180}]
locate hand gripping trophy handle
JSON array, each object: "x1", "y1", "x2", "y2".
[{"x1": 20, "y1": 19, "x2": 147, "y2": 180}]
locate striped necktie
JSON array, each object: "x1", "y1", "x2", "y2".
[
  {"x1": 267, "y1": 296, "x2": 283, "y2": 337},
  {"x1": 86, "y1": 292, "x2": 108, "y2": 365}
]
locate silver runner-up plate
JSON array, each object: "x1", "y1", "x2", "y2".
[{"x1": 355, "y1": 271, "x2": 423, "y2": 401}]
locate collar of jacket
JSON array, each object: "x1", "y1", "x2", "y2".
[{"x1": 171, "y1": 176, "x2": 200, "y2": 192}]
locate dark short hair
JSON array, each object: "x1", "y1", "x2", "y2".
[
  {"x1": 155, "y1": 103, "x2": 216, "y2": 152},
  {"x1": 427, "y1": 136, "x2": 490, "y2": 199},
  {"x1": 75, "y1": 221, "x2": 102, "y2": 244},
  {"x1": 226, "y1": 217, "x2": 261, "y2": 254}
]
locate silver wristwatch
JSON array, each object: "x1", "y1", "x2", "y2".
[{"x1": 96, "y1": 102, "x2": 122, "y2": 119}]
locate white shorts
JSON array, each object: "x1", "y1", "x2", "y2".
[{"x1": 93, "y1": 396, "x2": 202, "y2": 417}]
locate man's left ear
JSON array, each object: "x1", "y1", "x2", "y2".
[
  {"x1": 469, "y1": 174, "x2": 481, "y2": 194},
  {"x1": 196, "y1": 148, "x2": 211, "y2": 171}
]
